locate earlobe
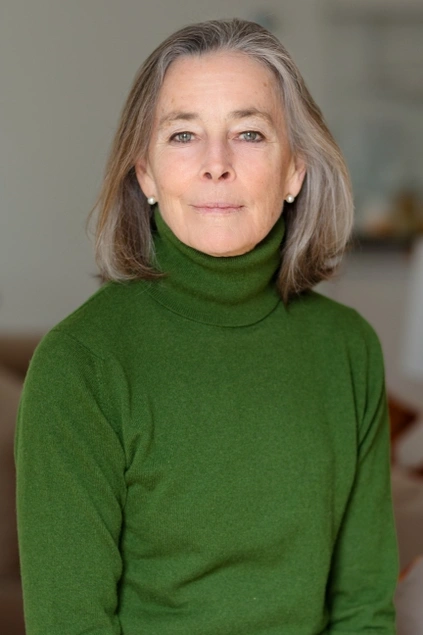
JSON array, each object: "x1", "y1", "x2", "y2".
[{"x1": 134, "y1": 158, "x2": 156, "y2": 199}]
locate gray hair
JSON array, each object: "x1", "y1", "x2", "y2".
[{"x1": 89, "y1": 18, "x2": 353, "y2": 302}]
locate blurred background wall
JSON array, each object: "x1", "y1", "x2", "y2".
[{"x1": 1, "y1": 0, "x2": 422, "y2": 409}]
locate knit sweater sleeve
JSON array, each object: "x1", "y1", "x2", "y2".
[
  {"x1": 327, "y1": 316, "x2": 398, "y2": 633},
  {"x1": 15, "y1": 328, "x2": 127, "y2": 635}
]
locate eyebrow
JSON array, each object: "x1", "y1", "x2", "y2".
[
  {"x1": 229, "y1": 108, "x2": 275, "y2": 126},
  {"x1": 157, "y1": 108, "x2": 275, "y2": 129}
]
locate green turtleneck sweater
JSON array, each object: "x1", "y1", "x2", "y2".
[{"x1": 15, "y1": 210, "x2": 398, "y2": 634}]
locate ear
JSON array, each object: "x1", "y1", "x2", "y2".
[
  {"x1": 285, "y1": 155, "x2": 307, "y2": 199},
  {"x1": 134, "y1": 156, "x2": 157, "y2": 200}
]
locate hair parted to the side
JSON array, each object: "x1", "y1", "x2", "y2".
[{"x1": 88, "y1": 18, "x2": 354, "y2": 303}]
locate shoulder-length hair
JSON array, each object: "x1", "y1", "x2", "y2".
[{"x1": 89, "y1": 18, "x2": 353, "y2": 303}]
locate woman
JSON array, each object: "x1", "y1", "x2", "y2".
[{"x1": 15, "y1": 18, "x2": 398, "y2": 634}]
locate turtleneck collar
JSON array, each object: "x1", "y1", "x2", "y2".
[{"x1": 147, "y1": 208, "x2": 285, "y2": 327}]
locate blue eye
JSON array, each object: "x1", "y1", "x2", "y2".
[
  {"x1": 240, "y1": 131, "x2": 264, "y2": 142},
  {"x1": 170, "y1": 132, "x2": 193, "y2": 143}
]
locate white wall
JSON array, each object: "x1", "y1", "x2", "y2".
[{"x1": 1, "y1": 1, "x2": 421, "y2": 408}]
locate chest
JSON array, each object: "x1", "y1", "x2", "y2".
[{"x1": 120, "y1": 319, "x2": 358, "y2": 556}]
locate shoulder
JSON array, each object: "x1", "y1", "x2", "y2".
[
  {"x1": 287, "y1": 290, "x2": 385, "y2": 398},
  {"x1": 21, "y1": 281, "x2": 151, "y2": 433},
  {"x1": 289, "y1": 291, "x2": 387, "y2": 437},
  {"x1": 289, "y1": 289, "x2": 382, "y2": 354},
  {"x1": 37, "y1": 279, "x2": 154, "y2": 361},
  {"x1": 24, "y1": 280, "x2": 156, "y2": 396}
]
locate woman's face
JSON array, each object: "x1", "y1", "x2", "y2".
[{"x1": 136, "y1": 51, "x2": 306, "y2": 257}]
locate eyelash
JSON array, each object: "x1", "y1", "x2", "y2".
[
  {"x1": 170, "y1": 132, "x2": 193, "y2": 143},
  {"x1": 239, "y1": 131, "x2": 264, "y2": 143},
  {"x1": 169, "y1": 130, "x2": 265, "y2": 144}
]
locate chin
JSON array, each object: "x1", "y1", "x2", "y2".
[{"x1": 190, "y1": 237, "x2": 254, "y2": 258}]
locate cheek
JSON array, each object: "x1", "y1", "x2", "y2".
[
  {"x1": 244, "y1": 160, "x2": 287, "y2": 225},
  {"x1": 151, "y1": 151, "x2": 196, "y2": 197},
  {"x1": 240, "y1": 155, "x2": 286, "y2": 203},
  {"x1": 239, "y1": 146, "x2": 285, "y2": 179}
]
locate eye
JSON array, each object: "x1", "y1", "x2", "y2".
[
  {"x1": 239, "y1": 130, "x2": 264, "y2": 142},
  {"x1": 170, "y1": 131, "x2": 194, "y2": 143}
]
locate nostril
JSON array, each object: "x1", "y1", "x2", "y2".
[{"x1": 201, "y1": 168, "x2": 233, "y2": 181}]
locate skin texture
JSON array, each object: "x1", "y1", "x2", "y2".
[{"x1": 135, "y1": 51, "x2": 306, "y2": 257}]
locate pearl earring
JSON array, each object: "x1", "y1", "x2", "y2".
[
  {"x1": 147, "y1": 196, "x2": 157, "y2": 206},
  {"x1": 285, "y1": 194, "x2": 295, "y2": 203}
]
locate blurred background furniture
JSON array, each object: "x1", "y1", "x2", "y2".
[
  {"x1": 402, "y1": 237, "x2": 423, "y2": 389},
  {"x1": 0, "y1": 335, "x2": 41, "y2": 635}
]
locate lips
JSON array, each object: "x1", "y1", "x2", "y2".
[{"x1": 191, "y1": 203, "x2": 244, "y2": 213}]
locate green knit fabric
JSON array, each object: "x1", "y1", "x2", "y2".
[{"x1": 15, "y1": 210, "x2": 398, "y2": 634}]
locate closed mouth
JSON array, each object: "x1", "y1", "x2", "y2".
[{"x1": 192, "y1": 203, "x2": 243, "y2": 210}]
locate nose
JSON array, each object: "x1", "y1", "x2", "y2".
[{"x1": 200, "y1": 140, "x2": 235, "y2": 182}]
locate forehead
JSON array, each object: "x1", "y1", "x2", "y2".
[{"x1": 155, "y1": 51, "x2": 283, "y2": 118}]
